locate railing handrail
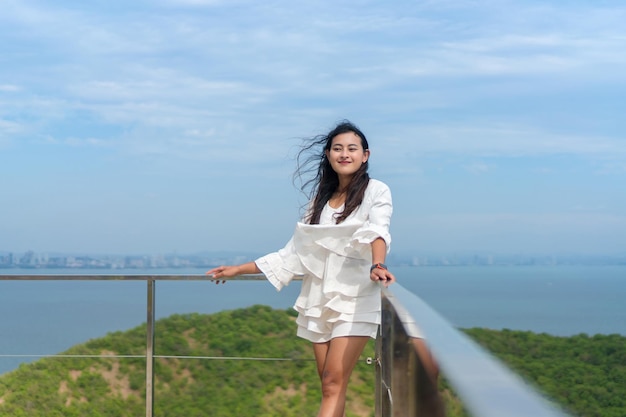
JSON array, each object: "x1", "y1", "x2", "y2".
[
  {"x1": 0, "y1": 273, "x2": 268, "y2": 281},
  {"x1": 1, "y1": 274, "x2": 572, "y2": 417},
  {"x1": 382, "y1": 284, "x2": 571, "y2": 417}
]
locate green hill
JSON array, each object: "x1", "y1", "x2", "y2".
[
  {"x1": 0, "y1": 306, "x2": 624, "y2": 417},
  {"x1": 0, "y1": 305, "x2": 377, "y2": 417},
  {"x1": 463, "y1": 328, "x2": 626, "y2": 417}
]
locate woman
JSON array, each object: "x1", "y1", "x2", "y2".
[{"x1": 207, "y1": 120, "x2": 395, "y2": 417}]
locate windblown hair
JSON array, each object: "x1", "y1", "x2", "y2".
[{"x1": 294, "y1": 120, "x2": 370, "y2": 224}]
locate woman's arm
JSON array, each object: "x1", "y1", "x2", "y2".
[
  {"x1": 370, "y1": 237, "x2": 395, "y2": 287},
  {"x1": 371, "y1": 236, "x2": 387, "y2": 265}
]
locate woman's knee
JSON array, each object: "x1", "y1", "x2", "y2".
[{"x1": 320, "y1": 369, "x2": 347, "y2": 396}]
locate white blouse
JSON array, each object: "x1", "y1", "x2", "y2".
[{"x1": 255, "y1": 178, "x2": 392, "y2": 325}]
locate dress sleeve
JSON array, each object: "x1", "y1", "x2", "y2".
[
  {"x1": 351, "y1": 181, "x2": 393, "y2": 253},
  {"x1": 255, "y1": 236, "x2": 306, "y2": 291}
]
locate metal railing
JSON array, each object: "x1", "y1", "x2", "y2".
[
  {"x1": 378, "y1": 283, "x2": 571, "y2": 417},
  {"x1": 0, "y1": 274, "x2": 571, "y2": 417}
]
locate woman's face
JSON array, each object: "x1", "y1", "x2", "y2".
[{"x1": 325, "y1": 132, "x2": 369, "y2": 179}]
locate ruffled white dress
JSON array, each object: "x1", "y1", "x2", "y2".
[{"x1": 255, "y1": 179, "x2": 392, "y2": 343}]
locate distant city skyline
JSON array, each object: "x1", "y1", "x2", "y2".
[
  {"x1": 1, "y1": 249, "x2": 624, "y2": 270},
  {"x1": 1, "y1": 1, "x2": 625, "y2": 256}
]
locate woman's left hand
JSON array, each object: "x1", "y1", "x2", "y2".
[{"x1": 370, "y1": 268, "x2": 395, "y2": 287}]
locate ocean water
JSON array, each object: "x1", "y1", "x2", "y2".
[
  {"x1": 397, "y1": 265, "x2": 626, "y2": 336},
  {"x1": 1, "y1": 265, "x2": 624, "y2": 376}
]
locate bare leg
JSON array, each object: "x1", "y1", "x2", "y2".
[
  {"x1": 312, "y1": 336, "x2": 370, "y2": 417},
  {"x1": 313, "y1": 341, "x2": 330, "y2": 379}
]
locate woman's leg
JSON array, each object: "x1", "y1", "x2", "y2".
[
  {"x1": 313, "y1": 341, "x2": 330, "y2": 379},
  {"x1": 313, "y1": 336, "x2": 370, "y2": 417}
]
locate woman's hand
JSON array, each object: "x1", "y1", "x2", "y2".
[
  {"x1": 205, "y1": 265, "x2": 240, "y2": 284},
  {"x1": 370, "y1": 268, "x2": 396, "y2": 287},
  {"x1": 206, "y1": 262, "x2": 261, "y2": 284}
]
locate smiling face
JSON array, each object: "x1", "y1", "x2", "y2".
[{"x1": 325, "y1": 131, "x2": 370, "y2": 182}]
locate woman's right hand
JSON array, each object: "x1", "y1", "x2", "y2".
[
  {"x1": 206, "y1": 261, "x2": 261, "y2": 284},
  {"x1": 205, "y1": 265, "x2": 240, "y2": 284}
]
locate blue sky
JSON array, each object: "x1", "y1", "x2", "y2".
[{"x1": 1, "y1": 0, "x2": 625, "y2": 256}]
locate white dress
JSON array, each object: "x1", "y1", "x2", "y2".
[{"x1": 255, "y1": 179, "x2": 393, "y2": 343}]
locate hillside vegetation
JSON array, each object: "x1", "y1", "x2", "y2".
[
  {"x1": 0, "y1": 305, "x2": 376, "y2": 417},
  {"x1": 463, "y1": 328, "x2": 626, "y2": 417},
  {"x1": 0, "y1": 305, "x2": 624, "y2": 417}
]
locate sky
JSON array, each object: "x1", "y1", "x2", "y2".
[{"x1": 1, "y1": 0, "x2": 625, "y2": 257}]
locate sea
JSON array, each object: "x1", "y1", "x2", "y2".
[{"x1": 1, "y1": 265, "x2": 625, "y2": 376}]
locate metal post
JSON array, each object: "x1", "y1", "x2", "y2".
[
  {"x1": 376, "y1": 297, "x2": 394, "y2": 417},
  {"x1": 375, "y1": 328, "x2": 383, "y2": 417},
  {"x1": 146, "y1": 278, "x2": 155, "y2": 417},
  {"x1": 390, "y1": 310, "x2": 417, "y2": 416},
  {"x1": 380, "y1": 293, "x2": 445, "y2": 417}
]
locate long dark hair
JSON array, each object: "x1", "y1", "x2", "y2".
[{"x1": 294, "y1": 120, "x2": 370, "y2": 224}]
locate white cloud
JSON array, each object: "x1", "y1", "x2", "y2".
[
  {"x1": 464, "y1": 162, "x2": 491, "y2": 174},
  {"x1": 382, "y1": 124, "x2": 626, "y2": 158},
  {"x1": 2, "y1": 1, "x2": 626, "y2": 163},
  {"x1": 0, "y1": 119, "x2": 23, "y2": 138},
  {"x1": 1, "y1": 0, "x2": 625, "y2": 255},
  {"x1": 593, "y1": 161, "x2": 626, "y2": 175},
  {"x1": 62, "y1": 137, "x2": 110, "y2": 147},
  {"x1": 0, "y1": 84, "x2": 20, "y2": 92},
  {"x1": 160, "y1": 0, "x2": 224, "y2": 6},
  {"x1": 405, "y1": 211, "x2": 626, "y2": 253}
]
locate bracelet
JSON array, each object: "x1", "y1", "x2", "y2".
[{"x1": 370, "y1": 263, "x2": 387, "y2": 273}]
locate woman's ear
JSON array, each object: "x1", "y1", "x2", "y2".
[{"x1": 363, "y1": 149, "x2": 370, "y2": 163}]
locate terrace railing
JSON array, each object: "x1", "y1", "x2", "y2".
[{"x1": 0, "y1": 274, "x2": 571, "y2": 417}]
